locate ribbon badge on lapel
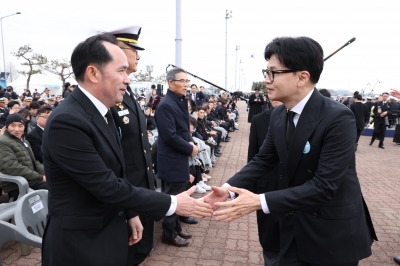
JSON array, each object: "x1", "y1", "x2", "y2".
[
  {"x1": 123, "y1": 116, "x2": 129, "y2": 124},
  {"x1": 303, "y1": 141, "x2": 311, "y2": 154}
]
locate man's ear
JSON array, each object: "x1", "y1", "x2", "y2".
[
  {"x1": 298, "y1": 71, "x2": 311, "y2": 87},
  {"x1": 86, "y1": 65, "x2": 101, "y2": 84}
]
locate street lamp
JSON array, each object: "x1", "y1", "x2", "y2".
[
  {"x1": 225, "y1": 10, "x2": 232, "y2": 92},
  {"x1": 1, "y1": 12, "x2": 21, "y2": 78},
  {"x1": 235, "y1": 45, "x2": 240, "y2": 92}
]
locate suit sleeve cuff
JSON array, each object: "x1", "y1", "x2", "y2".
[
  {"x1": 165, "y1": 195, "x2": 177, "y2": 216},
  {"x1": 223, "y1": 183, "x2": 235, "y2": 199},
  {"x1": 260, "y1": 194, "x2": 270, "y2": 214}
]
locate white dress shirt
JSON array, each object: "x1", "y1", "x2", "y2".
[
  {"x1": 78, "y1": 85, "x2": 177, "y2": 216},
  {"x1": 226, "y1": 89, "x2": 315, "y2": 214}
]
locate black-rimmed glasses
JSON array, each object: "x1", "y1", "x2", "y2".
[
  {"x1": 262, "y1": 69, "x2": 296, "y2": 82},
  {"x1": 172, "y1": 79, "x2": 191, "y2": 84}
]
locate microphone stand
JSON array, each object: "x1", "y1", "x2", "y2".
[{"x1": 324, "y1": 37, "x2": 356, "y2": 61}]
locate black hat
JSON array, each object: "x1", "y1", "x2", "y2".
[
  {"x1": 109, "y1": 25, "x2": 145, "y2": 51},
  {"x1": 6, "y1": 114, "x2": 27, "y2": 127}
]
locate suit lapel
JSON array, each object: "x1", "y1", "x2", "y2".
[
  {"x1": 286, "y1": 89, "x2": 322, "y2": 183},
  {"x1": 273, "y1": 106, "x2": 289, "y2": 167},
  {"x1": 73, "y1": 88, "x2": 124, "y2": 166},
  {"x1": 122, "y1": 93, "x2": 139, "y2": 118}
]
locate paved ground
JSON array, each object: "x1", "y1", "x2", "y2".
[{"x1": 1, "y1": 100, "x2": 399, "y2": 266}]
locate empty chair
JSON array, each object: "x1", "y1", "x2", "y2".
[
  {"x1": 0, "y1": 174, "x2": 30, "y2": 222},
  {"x1": 14, "y1": 190, "x2": 48, "y2": 238},
  {"x1": 0, "y1": 220, "x2": 42, "y2": 266}
]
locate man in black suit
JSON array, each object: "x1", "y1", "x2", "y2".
[
  {"x1": 248, "y1": 99, "x2": 282, "y2": 266},
  {"x1": 370, "y1": 92, "x2": 391, "y2": 148},
  {"x1": 108, "y1": 25, "x2": 157, "y2": 265},
  {"x1": 41, "y1": 33, "x2": 211, "y2": 266},
  {"x1": 364, "y1": 97, "x2": 374, "y2": 125},
  {"x1": 26, "y1": 106, "x2": 53, "y2": 163},
  {"x1": 248, "y1": 87, "x2": 264, "y2": 123},
  {"x1": 190, "y1": 84, "x2": 205, "y2": 106},
  {"x1": 350, "y1": 94, "x2": 368, "y2": 151},
  {"x1": 205, "y1": 36, "x2": 376, "y2": 266}
]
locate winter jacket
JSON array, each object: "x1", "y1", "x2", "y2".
[{"x1": 0, "y1": 130, "x2": 44, "y2": 192}]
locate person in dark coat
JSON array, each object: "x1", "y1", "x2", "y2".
[
  {"x1": 41, "y1": 33, "x2": 210, "y2": 266},
  {"x1": 108, "y1": 25, "x2": 159, "y2": 265},
  {"x1": 148, "y1": 85, "x2": 161, "y2": 111},
  {"x1": 364, "y1": 98, "x2": 374, "y2": 126},
  {"x1": 189, "y1": 84, "x2": 205, "y2": 106},
  {"x1": 26, "y1": 106, "x2": 53, "y2": 163},
  {"x1": 155, "y1": 67, "x2": 201, "y2": 247},
  {"x1": 247, "y1": 99, "x2": 282, "y2": 266},
  {"x1": 205, "y1": 36, "x2": 376, "y2": 266},
  {"x1": 370, "y1": 92, "x2": 391, "y2": 148},
  {"x1": 350, "y1": 94, "x2": 368, "y2": 151},
  {"x1": 248, "y1": 87, "x2": 264, "y2": 123}
]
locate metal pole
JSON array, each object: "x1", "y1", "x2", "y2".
[
  {"x1": 235, "y1": 45, "x2": 239, "y2": 92},
  {"x1": 175, "y1": 0, "x2": 182, "y2": 67},
  {"x1": 225, "y1": 10, "x2": 231, "y2": 92},
  {"x1": 238, "y1": 60, "x2": 241, "y2": 91},
  {"x1": 1, "y1": 12, "x2": 21, "y2": 76}
]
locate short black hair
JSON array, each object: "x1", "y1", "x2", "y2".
[
  {"x1": 151, "y1": 84, "x2": 156, "y2": 89},
  {"x1": 37, "y1": 106, "x2": 53, "y2": 116},
  {"x1": 7, "y1": 101, "x2": 20, "y2": 109},
  {"x1": 195, "y1": 106, "x2": 204, "y2": 112},
  {"x1": 355, "y1": 94, "x2": 362, "y2": 101},
  {"x1": 71, "y1": 33, "x2": 118, "y2": 82},
  {"x1": 382, "y1": 92, "x2": 389, "y2": 96},
  {"x1": 191, "y1": 84, "x2": 197, "y2": 88},
  {"x1": 264, "y1": 36, "x2": 324, "y2": 84},
  {"x1": 353, "y1": 91, "x2": 359, "y2": 96},
  {"x1": 28, "y1": 102, "x2": 40, "y2": 110},
  {"x1": 318, "y1": 88, "x2": 331, "y2": 98},
  {"x1": 189, "y1": 116, "x2": 197, "y2": 127}
]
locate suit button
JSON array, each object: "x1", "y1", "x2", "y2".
[
  {"x1": 150, "y1": 147, "x2": 152, "y2": 151},
  {"x1": 313, "y1": 213, "x2": 318, "y2": 218},
  {"x1": 144, "y1": 150, "x2": 146, "y2": 154},
  {"x1": 152, "y1": 163, "x2": 154, "y2": 167},
  {"x1": 147, "y1": 167, "x2": 150, "y2": 171},
  {"x1": 279, "y1": 175, "x2": 283, "y2": 179},
  {"x1": 118, "y1": 211, "x2": 123, "y2": 217},
  {"x1": 141, "y1": 133, "x2": 144, "y2": 137}
]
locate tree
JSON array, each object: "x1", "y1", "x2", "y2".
[
  {"x1": 252, "y1": 81, "x2": 266, "y2": 91},
  {"x1": 12, "y1": 45, "x2": 47, "y2": 90},
  {"x1": 6, "y1": 62, "x2": 19, "y2": 82},
  {"x1": 130, "y1": 70, "x2": 166, "y2": 83},
  {"x1": 42, "y1": 59, "x2": 73, "y2": 89}
]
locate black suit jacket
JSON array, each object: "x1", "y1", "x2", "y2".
[
  {"x1": 229, "y1": 89, "x2": 376, "y2": 265},
  {"x1": 248, "y1": 108, "x2": 280, "y2": 252},
  {"x1": 350, "y1": 102, "x2": 368, "y2": 131},
  {"x1": 41, "y1": 87, "x2": 170, "y2": 266},
  {"x1": 26, "y1": 126, "x2": 43, "y2": 163},
  {"x1": 373, "y1": 101, "x2": 391, "y2": 125}
]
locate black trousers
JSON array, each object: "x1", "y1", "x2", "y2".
[
  {"x1": 279, "y1": 240, "x2": 358, "y2": 266},
  {"x1": 162, "y1": 180, "x2": 187, "y2": 240},
  {"x1": 372, "y1": 123, "x2": 386, "y2": 146},
  {"x1": 356, "y1": 128, "x2": 362, "y2": 144},
  {"x1": 126, "y1": 215, "x2": 154, "y2": 266},
  {"x1": 8, "y1": 180, "x2": 47, "y2": 200}
]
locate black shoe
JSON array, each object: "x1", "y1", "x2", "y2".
[
  {"x1": 394, "y1": 256, "x2": 400, "y2": 265},
  {"x1": 369, "y1": 141, "x2": 374, "y2": 146},
  {"x1": 179, "y1": 216, "x2": 198, "y2": 224},
  {"x1": 214, "y1": 152, "x2": 222, "y2": 157},
  {"x1": 204, "y1": 169, "x2": 210, "y2": 174},
  {"x1": 223, "y1": 139, "x2": 230, "y2": 142},
  {"x1": 161, "y1": 235, "x2": 189, "y2": 247},
  {"x1": 379, "y1": 145, "x2": 385, "y2": 149},
  {"x1": 355, "y1": 143, "x2": 358, "y2": 152},
  {"x1": 178, "y1": 231, "x2": 192, "y2": 239}
]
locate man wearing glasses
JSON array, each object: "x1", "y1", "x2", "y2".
[
  {"x1": 156, "y1": 68, "x2": 200, "y2": 247},
  {"x1": 205, "y1": 36, "x2": 376, "y2": 266},
  {"x1": 26, "y1": 105, "x2": 53, "y2": 163}
]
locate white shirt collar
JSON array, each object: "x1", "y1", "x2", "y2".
[
  {"x1": 37, "y1": 125, "x2": 44, "y2": 131},
  {"x1": 290, "y1": 89, "x2": 314, "y2": 115},
  {"x1": 78, "y1": 85, "x2": 108, "y2": 118}
]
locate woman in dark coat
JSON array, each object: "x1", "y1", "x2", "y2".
[{"x1": 148, "y1": 88, "x2": 161, "y2": 112}]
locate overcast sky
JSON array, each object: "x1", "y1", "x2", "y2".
[{"x1": 2, "y1": 0, "x2": 399, "y2": 94}]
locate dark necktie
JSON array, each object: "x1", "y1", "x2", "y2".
[
  {"x1": 286, "y1": 111, "x2": 296, "y2": 149},
  {"x1": 105, "y1": 110, "x2": 117, "y2": 139}
]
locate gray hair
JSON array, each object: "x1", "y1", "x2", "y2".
[{"x1": 166, "y1": 67, "x2": 186, "y2": 82}]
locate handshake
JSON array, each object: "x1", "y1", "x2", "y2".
[{"x1": 175, "y1": 185, "x2": 262, "y2": 222}]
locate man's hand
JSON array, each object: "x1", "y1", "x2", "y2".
[
  {"x1": 213, "y1": 186, "x2": 261, "y2": 222},
  {"x1": 380, "y1": 111, "x2": 388, "y2": 117},
  {"x1": 211, "y1": 121, "x2": 217, "y2": 127},
  {"x1": 175, "y1": 186, "x2": 212, "y2": 218},
  {"x1": 390, "y1": 88, "x2": 400, "y2": 98},
  {"x1": 189, "y1": 174, "x2": 195, "y2": 183},
  {"x1": 203, "y1": 186, "x2": 230, "y2": 211},
  {"x1": 189, "y1": 142, "x2": 199, "y2": 157},
  {"x1": 128, "y1": 216, "x2": 143, "y2": 246},
  {"x1": 43, "y1": 175, "x2": 46, "y2": 182}
]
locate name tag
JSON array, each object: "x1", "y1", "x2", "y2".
[{"x1": 118, "y1": 110, "x2": 129, "y2": 116}]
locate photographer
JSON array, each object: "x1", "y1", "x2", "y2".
[{"x1": 248, "y1": 87, "x2": 264, "y2": 123}]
